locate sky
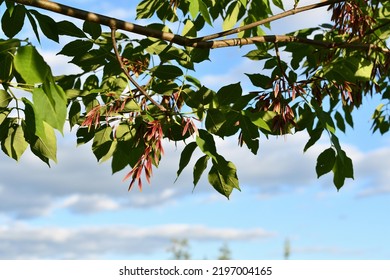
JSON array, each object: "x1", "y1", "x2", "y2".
[{"x1": 0, "y1": 0, "x2": 389, "y2": 260}]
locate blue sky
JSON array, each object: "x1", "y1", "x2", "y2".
[{"x1": 0, "y1": 0, "x2": 389, "y2": 260}]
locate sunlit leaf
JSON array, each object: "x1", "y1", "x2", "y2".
[
  {"x1": 196, "y1": 129, "x2": 217, "y2": 159},
  {"x1": 30, "y1": 121, "x2": 57, "y2": 164},
  {"x1": 32, "y1": 84, "x2": 66, "y2": 134},
  {"x1": 14, "y1": 45, "x2": 51, "y2": 84},
  {"x1": 1, "y1": 122, "x2": 28, "y2": 161},
  {"x1": 0, "y1": 90, "x2": 12, "y2": 108}
]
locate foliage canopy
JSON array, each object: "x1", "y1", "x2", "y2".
[{"x1": 0, "y1": 0, "x2": 389, "y2": 198}]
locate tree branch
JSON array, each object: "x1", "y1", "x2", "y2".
[
  {"x1": 200, "y1": 35, "x2": 390, "y2": 53},
  {"x1": 11, "y1": 0, "x2": 340, "y2": 48},
  {"x1": 110, "y1": 28, "x2": 166, "y2": 112},
  {"x1": 188, "y1": 0, "x2": 346, "y2": 43},
  {"x1": 11, "y1": 0, "x2": 389, "y2": 54},
  {"x1": 12, "y1": 0, "x2": 191, "y2": 46}
]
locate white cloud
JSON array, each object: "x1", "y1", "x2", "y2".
[
  {"x1": 354, "y1": 146, "x2": 390, "y2": 197},
  {"x1": 1, "y1": 128, "x2": 389, "y2": 219},
  {"x1": 0, "y1": 223, "x2": 274, "y2": 259},
  {"x1": 59, "y1": 194, "x2": 121, "y2": 213}
]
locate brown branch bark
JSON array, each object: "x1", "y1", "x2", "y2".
[
  {"x1": 11, "y1": 0, "x2": 389, "y2": 54},
  {"x1": 201, "y1": 35, "x2": 390, "y2": 53},
  {"x1": 188, "y1": 0, "x2": 346, "y2": 43},
  {"x1": 13, "y1": 0, "x2": 190, "y2": 46},
  {"x1": 10, "y1": 0, "x2": 337, "y2": 48}
]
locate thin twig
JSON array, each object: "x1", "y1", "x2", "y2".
[
  {"x1": 274, "y1": 43, "x2": 290, "y2": 84},
  {"x1": 198, "y1": 35, "x2": 390, "y2": 53},
  {"x1": 110, "y1": 28, "x2": 166, "y2": 111},
  {"x1": 188, "y1": 0, "x2": 346, "y2": 43}
]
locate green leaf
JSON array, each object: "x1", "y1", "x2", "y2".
[
  {"x1": 205, "y1": 109, "x2": 227, "y2": 135},
  {"x1": 316, "y1": 148, "x2": 336, "y2": 178},
  {"x1": 0, "y1": 53, "x2": 13, "y2": 82},
  {"x1": 238, "y1": 113, "x2": 260, "y2": 154},
  {"x1": 196, "y1": 129, "x2": 217, "y2": 158},
  {"x1": 111, "y1": 141, "x2": 139, "y2": 174},
  {"x1": 76, "y1": 126, "x2": 95, "y2": 145},
  {"x1": 151, "y1": 65, "x2": 183, "y2": 80},
  {"x1": 22, "y1": 97, "x2": 45, "y2": 141},
  {"x1": 208, "y1": 155, "x2": 240, "y2": 198},
  {"x1": 136, "y1": 0, "x2": 160, "y2": 19},
  {"x1": 83, "y1": 21, "x2": 101, "y2": 40},
  {"x1": 323, "y1": 56, "x2": 373, "y2": 82},
  {"x1": 57, "y1": 20, "x2": 87, "y2": 38},
  {"x1": 115, "y1": 123, "x2": 135, "y2": 141},
  {"x1": 190, "y1": 48, "x2": 210, "y2": 63},
  {"x1": 29, "y1": 10, "x2": 59, "y2": 42},
  {"x1": 303, "y1": 127, "x2": 323, "y2": 152},
  {"x1": 242, "y1": 110, "x2": 273, "y2": 132},
  {"x1": 189, "y1": 0, "x2": 200, "y2": 19},
  {"x1": 0, "y1": 116, "x2": 10, "y2": 142},
  {"x1": 223, "y1": 2, "x2": 241, "y2": 31},
  {"x1": 0, "y1": 38, "x2": 20, "y2": 53},
  {"x1": 243, "y1": 50, "x2": 271, "y2": 61},
  {"x1": 199, "y1": 0, "x2": 212, "y2": 26},
  {"x1": 92, "y1": 126, "x2": 113, "y2": 162},
  {"x1": 343, "y1": 107, "x2": 354, "y2": 128},
  {"x1": 334, "y1": 111, "x2": 346, "y2": 133},
  {"x1": 0, "y1": 109, "x2": 10, "y2": 126},
  {"x1": 182, "y1": 19, "x2": 196, "y2": 37},
  {"x1": 193, "y1": 155, "x2": 209, "y2": 186},
  {"x1": 0, "y1": 90, "x2": 12, "y2": 108},
  {"x1": 99, "y1": 139, "x2": 117, "y2": 163},
  {"x1": 217, "y1": 82, "x2": 242, "y2": 105},
  {"x1": 1, "y1": 4, "x2": 26, "y2": 38},
  {"x1": 32, "y1": 83, "x2": 67, "y2": 134},
  {"x1": 70, "y1": 49, "x2": 107, "y2": 72},
  {"x1": 58, "y1": 40, "x2": 93, "y2": 56},
  {"x1": 26, "y1": 11, "x2": 40, "y2": 42},
  {"x1": 184, "y1": 86, "x2": 214, "y2": 109},
  {"x1": 332, "y1": 150, "x2": 354, "y2": 190},
  {"x1": 14, "y1": 45, "x2": 51, "y2": 84},
  {"x1": 68, "y1": 100, "x2": 81, "y2": 129},
  {"x1": 30, "y1": 121, "x2": 57, "y2": 165},
  {"x1": 355, "y1": 59, "x2": 374, "y2": 81},
  {"x1": 245, "y1": 73, "x2": 272, "y2": 89},
  {"x1": 272, "y1": 0, "x2": 284, "y2": 10},
  {"x1": 1, "y1": 122, "x2": 28, "y2": 161},
  {"x1": 176, "y1": 141, "x2": 198, "y2": 179}
]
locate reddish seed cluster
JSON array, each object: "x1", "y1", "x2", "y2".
[
  {"x1": 122, "y1": 56, "x2": 149, "y2": 78},
  {"x1": 123, "y1": 120, "x2": 165, "y2": 191},
  {"x1": 329, "y1": 0, "x2": 375, "y2": 39},
  {"x1": 252, "y1": 77, "x2": 300, "y2": 135}
]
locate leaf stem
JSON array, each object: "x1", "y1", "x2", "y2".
[{"x1": 110, "y1": 28, "x2": 166, "y2": 112}]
